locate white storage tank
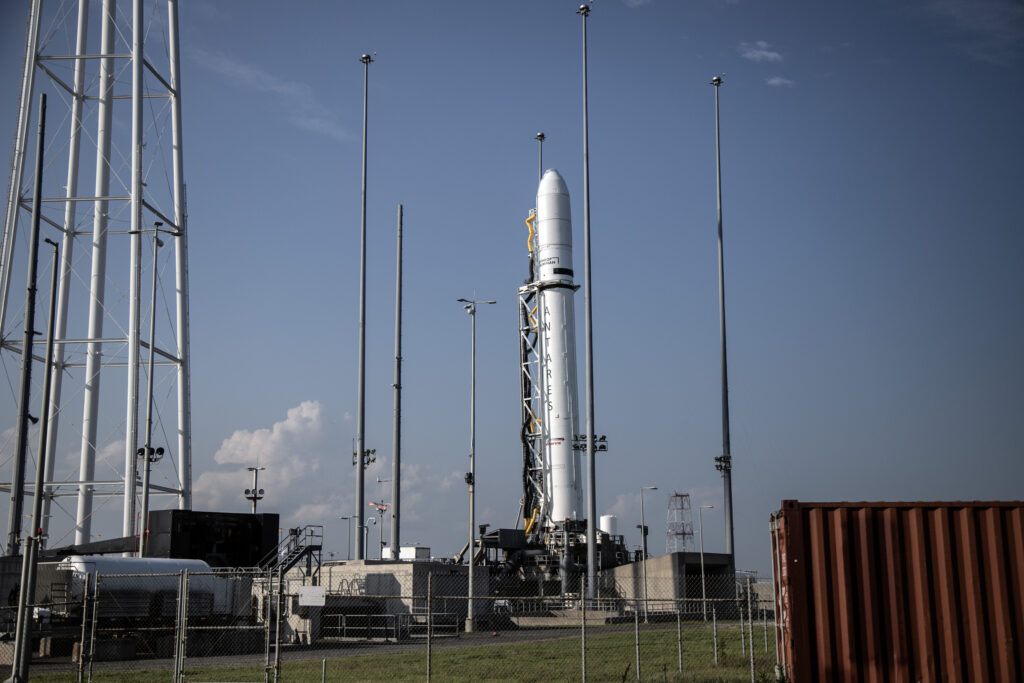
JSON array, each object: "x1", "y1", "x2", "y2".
[{"x1": 599, "y1": 515, "x2": 617, "y2": 536}]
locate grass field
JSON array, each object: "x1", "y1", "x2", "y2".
[{"x1": 33, "y1": 622, "x2": 778, "y2": 682}]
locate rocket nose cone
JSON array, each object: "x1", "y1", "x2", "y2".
[{"x1": 538, "y1": 169, "x2": 569, "y2": 197}]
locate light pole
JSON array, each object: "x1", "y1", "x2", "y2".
[
  {"x1": 138, "y1": 221, "x2": 165, "y2": 556},
  {"x1": 369, "y1": 499, "x2": 389, "y2": 559},
  {"x1": 339, "y1": 516, "x2": 353, "y2": 560},
  {"x1": 365, "y1": 518, "x2": 375, "y2": 559},
  {"x1": 243, "y1": 466, "x2": 266, "y2": 514},
  {"x1": 639, "y1": 486, "x2": 656, "y2": 623},
  {"x1": 457, "y1": 297, "x2": 495, "y2": 633},
  {"x1": 699, "y1": 504, "x2": 714, "y2": 621}
]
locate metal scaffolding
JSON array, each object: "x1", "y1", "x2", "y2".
[{"x1": 0, "y1": 0, "x2": 192, "y2": 553}]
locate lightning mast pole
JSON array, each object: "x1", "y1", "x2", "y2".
[
  {"x1": 711, "y1": 76, "x2": 734, "y2": 557},
  {"x1": 390, "y1": 205, "x2": 403, "y2": 559},
  {"x1": 577, "y1": 2, "x2": 598, "y2": 599},
  {"x1": 354, "y1": 53, "x2": 373, "y2": 560}
]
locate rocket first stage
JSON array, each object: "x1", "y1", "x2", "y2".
[
  {"x1": 493, "y1": 168, "x2": 627, "y2": 592},
  {"x1": 519, "y1": 168, "x2": 586, "y2": 559},
  {"x1": 533, "y1": 169, "x2": 583, "y2": 526}
]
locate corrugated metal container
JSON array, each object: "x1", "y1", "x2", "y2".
[{"x1": 771, "y1": 500, "x2": 1024, "y2": 682}]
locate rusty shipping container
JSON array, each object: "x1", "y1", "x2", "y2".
[{"x1": 770, "y1": 500, "x2": 1024, "y2": 682}]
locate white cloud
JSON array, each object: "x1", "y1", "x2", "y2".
[
  {"x1": 188, "y1": 48, "x2": 349, "y2": 142},
  {"x1": 739, "y1": 41, "x2": 784, "y2": 62},
  {"x1": 194, "y1": 400, "x2": 331, "y2": 516},
  {"x1": 766, "y1": 76, "x2": 796, "y2": 87}
]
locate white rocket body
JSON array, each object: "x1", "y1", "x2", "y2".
[{"x1": 535, "y1": 169, "x2": 582, "y2": 526}]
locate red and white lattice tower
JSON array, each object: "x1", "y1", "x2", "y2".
[{"x1": 666, "y1": 492, "x2": 694, "y2": 553}]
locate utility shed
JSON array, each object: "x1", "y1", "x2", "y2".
[{"x1": 771, "y1": 499, "x2": 1024, "y2": 683}]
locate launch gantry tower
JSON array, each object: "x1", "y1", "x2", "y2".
[{"x1": 0, "y1": 0, "x2": 193, "y2": 552}]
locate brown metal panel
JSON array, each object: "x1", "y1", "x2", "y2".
[
  {"x1": 905, "y1": 507, "x2": 937, "y2": 681},
  {"x1": 780, "y1": 501, "x2": 813, "y2": 682},
  {"x1": 808, "y1": 507, "x2": 834, "y2": 680},
  {"x1": 881, "y1": 506, "x2": 910, "y2": 683},
  {"x1": 772, "y1": 501, "x2": 1024, "y2": 683},
  {"x1": 855, "y1": 507, "x2": 884, "y2": 683},
  {"x1": 1007, "y1": 507, "x2": 1024, "y2": 676},
  {"x1": 928, "y1": 506, "x2": 964, "y2": 682},
  {"x1": 981, "y1": 507, "x2": 1016, "y2": 682},
  {"x1": 954, "y1": 506, "x2": 991, "y2": 681},
  {"x1": 829, "y1": 507, "x2": 859, "y2": 683}
]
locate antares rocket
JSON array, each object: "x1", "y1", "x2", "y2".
[{"x1": 520, "y1": 169, "x2": 583, "y2": 544}]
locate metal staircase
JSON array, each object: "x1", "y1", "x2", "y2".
[{"x1": 260, "y1": 525, "x2": 323, "y2": 582}]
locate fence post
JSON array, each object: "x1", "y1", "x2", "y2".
[
  {"x1": 581, "y1": 574, "x2": 587, "y2": 683},
  {"x1": 712, "y1": 606, "x2": 719, "y2": 666},
  {"x1": 763, "y1": 606, "x2": 768, "y2": 652},
  {"x1": 88, "y1": 573, "x2": 99, "y2": 683},
  {"x1": 264, "y1": 568, "x2": 272, "y2": 683},
  {"x1": 740, "y1": 590, "x2": 746, "y2": 656},
  {"x1": 748, "y1": 576, "x2": 755, "y2": 681},
  {"x1": 76, "y1": 572, "x2": 91, "y2": 683},
  {"x1": 172, "y1": 571, "x2": 182, "y2": 683},
  {"x1": 633, "y1": 608, "x2": 640, "y2": 681},
  {"x1": 273, "y1": 566, "x2": 283, "y2": 682},
  {"x1": 676, "y1": 605, "x2": 682, "y2": 673},
  {"x1": 426, "y1": 571, "x2": 432, "y2": 682}
]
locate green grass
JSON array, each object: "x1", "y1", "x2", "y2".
[{"x1": 32, "y1": 623, "x2": 777, "y2": 682}]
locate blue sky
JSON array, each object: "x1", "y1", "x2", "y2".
[{"x1": 1, "y1": 0, "x2": 1022, "y2": 575}]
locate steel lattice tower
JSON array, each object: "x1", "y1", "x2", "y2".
[
  {"x1": 0, "y1": 0, "x2": 192, "y2": 552},
  {"x1": 666, "y1": 492, "x2": 693, "y2": 554}
]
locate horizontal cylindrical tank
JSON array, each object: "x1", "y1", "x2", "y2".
[
  {"x1": 55, "y1": 555, "x2": 250, "y2": 618},
  {"x1": 771, "y1": 500, "x2": 1024, "y2": 682},
  {"x1": 599, "y1": 515, "x2": 617, "y2": 536}
]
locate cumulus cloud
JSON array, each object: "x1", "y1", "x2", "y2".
[
  {"x1": 739, "y1": 40, "x2": 783, "y2": 62},
  {"x1": 194, "y1": 400, "x2": 331, "y2": 516},
  {"x1": 766, "y1": 76, "x2": 796, "y2": 87},
  {"x1": 189, "y1": 48, "x2": 349, "y2": 142}
]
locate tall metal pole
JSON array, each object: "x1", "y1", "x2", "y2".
[
  {"x1": 390, "y1": 205, "x2": 403, "y2": 560},
  {"x1": 139, "y1": 223, "x2": 164, "y2": 555},
  {"x1": 0, "y1": 0, "x2": 41, "y2": 334},
  {"x1": 122, "y1": 0, "x2": 146, "y2": 542},
  {"x1": 42, "y1": 0, "x2": 89, "y2": 543},
  {"x1": 5, "y1": 93, "x2": 46, "y2": 557},
  {"x1": 11, "y1": 238, "x2": 58, "y2": 683},
  {"x1": 639, "y1": 486, "x2": 656, "y2": 623},
  {"x1": 710, "y1": 76, "x2": 734, "y2": 558},
  {"x1": 699, "y1": 504, "x2": 713, "y2": 621},
  {"x1": 577, "y1": 3, "x2": 598, "y2": 600},
  {"x1": 168, "y1": 0, "x2": 193, "y2": 512},
  {"x1": 75, "y1": 0, "x2": 116, "y2": 545},
  {"x1": 355, "y1": 53, "x2": 373, "y2": 560},
  {"x1": 457, "y1": 297, "x2": 495, "y2": 633}
]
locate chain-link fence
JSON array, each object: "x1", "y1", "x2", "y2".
[{"x1": 9, "y1": 562, "x2": 779, "y2": 681}]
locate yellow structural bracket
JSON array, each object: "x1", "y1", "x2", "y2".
[{"x1": 525, "y1": 213, "x2": 536, "y2": 254}]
